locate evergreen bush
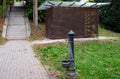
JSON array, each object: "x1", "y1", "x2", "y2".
[
  {"x1": 95, "y1": 0, "x2": 120, "y2": 32},
  {"x1": 25, "y1": 0, "x2": 45, "y2": 21}
]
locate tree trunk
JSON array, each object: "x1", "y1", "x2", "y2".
[
  {"x1": 0, "y1": 0, "x2": 3, "y2": 5},
  {"x1": 3, "y1": 0, "x2": 7, "y2": 19},
  {"x1": 33, "y1": 0, "x2": 35, "y2": 25},
  {"x1": 33, "y1": 0, "x2": 38, "y2": 31}
]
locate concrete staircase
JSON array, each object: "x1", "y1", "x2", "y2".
[{"x1": 6, "y1": 6, "x2": 29, "y2": 40}]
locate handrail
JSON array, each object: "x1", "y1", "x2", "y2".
[
  {"x1": 5, "y1": 6, "x2": 11, "y2": 37},
  {"x1": 24, "y1": 4, "x2": 31, "y2": 38},
  {"x1": 25, "y1": 17, "x2": 31, "y2": 37},
  {"x1": 2, "y1": 6, "x2": 11, "y2": 38}
]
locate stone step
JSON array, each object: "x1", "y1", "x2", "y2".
[
  {"x1": 8, "y1": 17, "x2": 25, "y2": 25},
  {"x1": 7, "y1": 36, "x2": 27, "y2": 40},
  {"x1": 7, "y1": 33, "x2": 27, "y2": 36},
  {"x1": 7, "y1": 35, "x2": 27, "y2": 38},
  {"x1": 10, "y1": 12, "x2": 24, "y2": 14},
  {"x1": 7, "y1": 34, "x2": 27, "y2": 37},
  {"x1": 7, "y1": 35, "x2": 27, "y2": 37},
  {"x1": 7, "y1": 28, "x2": 26, "y2": 31},
  {"x1": 14, "y1": 2, "x2": 24, "y2": 7},
  {"x1": 7, "y1": 31, "x2": 26, "y2": 34},
  {"x1": 7, "y1": 29, "x2": 26, "y2": 31},
  {"x1": 7, "y1": 28, "x2": 26, "y2": 30},
  {"x1": 7, "y1": 27, "x2": 26, "y2": 30},
  {"x1": 8, "y1": 25, "x2": 26, "y2": 27},
  {"x1": 7, "y1": 30, "x2": 27, "y2": 33},
  {"x1": 11, "y1": 7, "x2": 24, "y2": 11},
  {"x1": 8, "y1": 23, "x2": 25, "y2": 25},
  {"x1": 8, "y1": 26, "x2": 26, "y2": 28},
  {"x1": 10, "y1": 15, "x2": 25, "y2": 17},
  {"x1": 10, "y1": 14, "x2": 24, "y2": 16},
  {"x1": 7, "y1": 29, "x2": 26, "y2": 32},
  {"x1": 7, "y1": 31, "x2": 27, "y2": 35},
  {"x1": 9, "y1": 16, "x2": 25, "y2": 18}
]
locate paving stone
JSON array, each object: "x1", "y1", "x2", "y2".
[
  {"x1": 1, "y1": 3, "x2": 52, "y2": 78},
  {"x1": 0, "y1": 40, "x2": 52, "y2": 79}
]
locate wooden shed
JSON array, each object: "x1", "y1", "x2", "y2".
[
  {"x1": 46, "y1": 7, "x2": 98, "y2": 39},
  {"x1": 38, "y1": 1, "x2": 110, "y2": 39}
]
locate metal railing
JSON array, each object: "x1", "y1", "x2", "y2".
[
  {"x1": 2, "y1": 6, "x2": 11, "y2": 38},
  {"x1": 25, "y1": 17, "x2": 31, "y2": 37}
]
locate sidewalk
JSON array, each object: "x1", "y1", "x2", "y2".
[
  {"x1": 0, "y1": 40, "x2": 52, "y2": 79},
  {"x1": 1, "y1": 2, "x2": 52, "y2": 79}
]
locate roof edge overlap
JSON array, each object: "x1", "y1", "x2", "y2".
[{"x1": 38, "y1": 1, "x2": 111, "y2": 10}]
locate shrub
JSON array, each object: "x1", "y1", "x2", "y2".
[
  {"x1": 25, "y1": 0, "x2": 73, "y2": 22},
  {"x1": 94, "y1": 0, "x2": 120, "y2": 32}
]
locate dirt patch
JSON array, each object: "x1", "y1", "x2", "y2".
[
  {"x1": 29, "y1": 20, "x2": 46, "y2": 40},
  {"x1": 0, "y1": 19, "x2": 3, "y2": 27},
  {"x1": 0, "y1": 19, "x2": 3, "y2": 33},
  {"x1": 0, "y1": 18, "x2": 7, "y2": 45}
]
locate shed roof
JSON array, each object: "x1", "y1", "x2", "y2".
[{"x1": 38, "y1": 1, "x2": 110, "y2": 10}]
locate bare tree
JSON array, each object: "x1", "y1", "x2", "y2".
[
  {"x1": 33, "y1": 0, "x2": 38, "y2": 31},
  {"x1": 3, "y1": 0, "x2": 7, "y2": 19}
]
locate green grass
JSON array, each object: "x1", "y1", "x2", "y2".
[
  {"x1": 35, "y1": 40, "x2": 120, "y2": 79},
  {"x1": 99, "y1": 26, "x2": 120, "y2": 37}
]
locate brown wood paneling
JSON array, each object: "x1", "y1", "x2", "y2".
[{"x1": 45, "y1": 7, "x2": 99, "y2": 39}]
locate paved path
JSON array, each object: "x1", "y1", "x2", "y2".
[
  {"x1": 1, "y1": 2, "x2": 52, "y2": 79},
  {"x1": 0, "y1": 40, "x2": 51, "y2": 79}
]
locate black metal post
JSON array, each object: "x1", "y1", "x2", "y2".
[
  {"x1": 67, "y1": 30, "x2": 77, "y2": 79},
  {"x1": 68, "y1": 30, "x2": 75, "y2": 58},
  {"x1": 61, "y1": 30, "x2": 77, "y2": 79}
]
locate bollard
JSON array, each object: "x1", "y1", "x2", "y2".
[{"x1": 61, "y1": 30, "x2": 77, "y2": 79}]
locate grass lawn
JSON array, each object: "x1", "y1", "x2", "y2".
[
  {"x1": 35, "y1": 40, "x2": 120, "y2": 79},
  {"x1": 32, "y1": 23, "x2": 120, "y2": 78},
  {"x1": 99, "y1": 26, "x2": 120, "y2": 37}
]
